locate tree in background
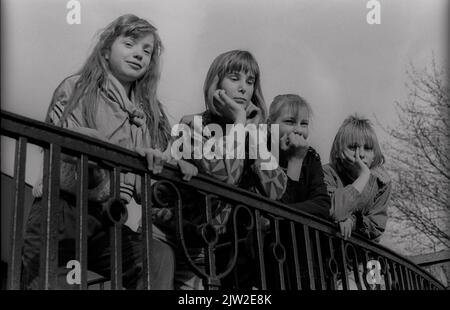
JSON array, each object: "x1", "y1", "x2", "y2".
[{"x1": 383, "y1": 58, "x2": 449, "y2": 254}]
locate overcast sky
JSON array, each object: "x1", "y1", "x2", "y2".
[{"x1": 1, "y1": 0, "x2": 447, "y2": 185}]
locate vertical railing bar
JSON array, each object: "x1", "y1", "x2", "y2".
[
  {"x1": 402, "y1": 265, "x2": 411, "y2": 290},
  {"x1": 40, "y1": 143, "x2": 61, "y2": 289},
  {"x1": 7, "y1": 137, "x2": 27, "y2": 290},
  {"x1": 204, "y1": 195, "x2": 219, "y2": 290},
  {"x1": 361, "y1": 251, "x2": 370, "y2": 290},
  {"x1": 303, "y1": 225, "x2": 315, "y2": 290},
  {"x1": 397, "y1": 263, "x2": 405, "y2": 290},
  {"x1": 290, "y1": 222, "x2": 302, "y2": 290},
  {"x1": 409, "y1": 268, "x2": 417, "y2": 290},
  {"x1": 420, "y1": 275, "x2": 426, "y2": 290},
  {"x1": 382, "y1": 257, "x2": 391, "y2": 290},
  {"x1": 75, "y1": 154, "x2": 88, "y2": 290},
  {"x1": 274, "y1": 218, "x2": 285, "y2": 290},
  {"x1": 410, "y1": 270, "x2": 418, "y2": 290},
  {"x1": 415, "y1": 274, "x2": 420, "y2": 290},
  {"x1": 141, "y1": 172, "x2": 153, "y2": 290},
  {"x1": 327, "y1": 238, "x2": 337, "y2": 290},
  {"x1": 414, "y1": 271, "x2": 421, "y2": 290},
  {"x1": 395, "y1": 263, "x2": 402, "y2": 290},
  {"x1": 406, "y1": 269, "x2": 413, "y2": 290},
  {"x1": 338, "y1": 240, "x2": 348, "y2": 290},
  {"x1": 392, "y1": 262, "x2": 400, "y2": 290},
  {"x1": 386, "y1": 260, "x2": 393, "y2": 290},
  {"x1": 314, "y1": 230, "x2": 326, "y2": 290},
  {"x1": 254, "y1": 210, "x2": 267, "y2": 290},
  {"x1": 349, "y1": 246, "x2": 363, "y2": 291},
  {"x1": 389, "y1": 261, "x2": 396, "y2": 290},
  {"x1": 419, "y1": 277, "x2": 424, "y2": 290},
  {"x1": 110, "y1": 167, "x2": 122, "y2": 290}
]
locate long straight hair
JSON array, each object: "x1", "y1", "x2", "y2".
[{"x1": 48, "y1": 14, "x2": 171, "y2": 150}]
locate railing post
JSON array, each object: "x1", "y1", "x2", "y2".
[
  {"x1": 290, "y1": 222, "x2": 302, "y2": 290},
  {"x1": 110, "y1": 167, "x2": 123, "y2": 290},
  {"x1": 396, "y1": 263, "x2": 405, "y2": 290},
  {"x1": 273, "y1": 218, "x2": 286, "y2": 290},
  {"x1": 338, "y1": 239, "x2": 349, "y2": 290},
  {"x1": 360, "y1": 251, "x2": 370, "y2": 290},
  {"x1": 75, "y1": 155, "x2": 89, "y2": 290},
  {"x1": 314, "y1": 230, "x2": 326, "y2": 290},
  {"x1": 40, "y1": 143, "x2": 61, "y2": 290},
  {"x1": 408, "y1": 268, "x2": 417, "y2": 290},
  {"x1": 326, "y1": 237, "x2": 338, "y2": 290},
  {"x1": 7, "y1": 137, "x2": 27, "y2": 290},
  {"x1": 391, "y1": 261, "x2": 400, "y2": 290},
  {"x1": 401, "y1": 265, "x2": 411, "y2": 290},
  {"x1": 254, "y1": 210, "x2": 267, "y2": 290},
  {"x1": 141, "y1": 172, "x2": 153, "y2": 290},
  {"x1": 303, "y1": 225, "x2": 315, "y2": 290},
  {"x1": 379, "y1": 256, "x2": 391, "y2": 290},
  {"x1": 204, "y1": 195, "x2": 220, "y2": 290}
]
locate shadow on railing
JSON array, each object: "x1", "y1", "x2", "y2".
[{"x1": 1, "y1": 109, "x2": 445, "y2": 290}]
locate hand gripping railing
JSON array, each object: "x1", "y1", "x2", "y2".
[{"x1": 1, "y1": 109, "x2": 445, "y2": 290}]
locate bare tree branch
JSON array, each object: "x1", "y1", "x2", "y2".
[{"x1": 380, "y1": 57, "x2": 450, "y2": 254}]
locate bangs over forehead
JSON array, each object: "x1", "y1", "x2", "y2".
[
  {"x1": 219, "y1": 51, "x2": 259, "y2": 78},
  {"x1": 121, "y1": 22, "x2": 155, "y2": 39},
  {"x1": 269, "y1": 94, "x2": 312, "y2": 122},
  {"x1": 100, "y1": 15, "x2": 160, "y2": 53},
  {"x1": 338, "y1": 122, "x2": 376, "y2": 148},
  {"x1": 330, "y1": 115, "x2": 384, "y2": 168}
]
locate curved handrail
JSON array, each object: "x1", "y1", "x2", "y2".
[{"x1": 1, "y1": 109, "x2": 445, "y2": 290}]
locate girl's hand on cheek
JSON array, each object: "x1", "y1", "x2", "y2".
[
  {"x1": 207, "y1": 76, "x2": 221, "y2": 115},
  {"x1": 341, "y1": 149, "x2": 356, "y2": 169},
  {"x1": 341, "y1": 148, "x2": 369, "y2": 178},
  {"x1": 245, "y1": 102, "x2": 262, "y2": 125},
  {"x1": 341, "y1": 148, "x2": 355, "y2": 163},
  {"x1": 213, "y1": 89, "x2": 246, "y2": 124}
]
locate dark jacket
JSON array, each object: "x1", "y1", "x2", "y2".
[{"x1": 280, "y1": 147, "x2": 331, "y2": 220}]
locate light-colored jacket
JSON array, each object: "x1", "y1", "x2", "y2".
[
  {"x1": 33, "y1": 74, "x2": 155, "y2": 203},
  {"x1": 323, "y1": 163, "x2": 391, "y2": 242}
]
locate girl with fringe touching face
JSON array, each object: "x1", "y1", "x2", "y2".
[
  {"x1": 323, "y1": 115, "x2": 391, "y2": 242},
  {"x1": 174, "y1": 50, "x2": 288, "y2": 289}
]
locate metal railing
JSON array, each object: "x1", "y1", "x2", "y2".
[{"x1": 1, "y1": 110, "x2": 445, "y2": 290}]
